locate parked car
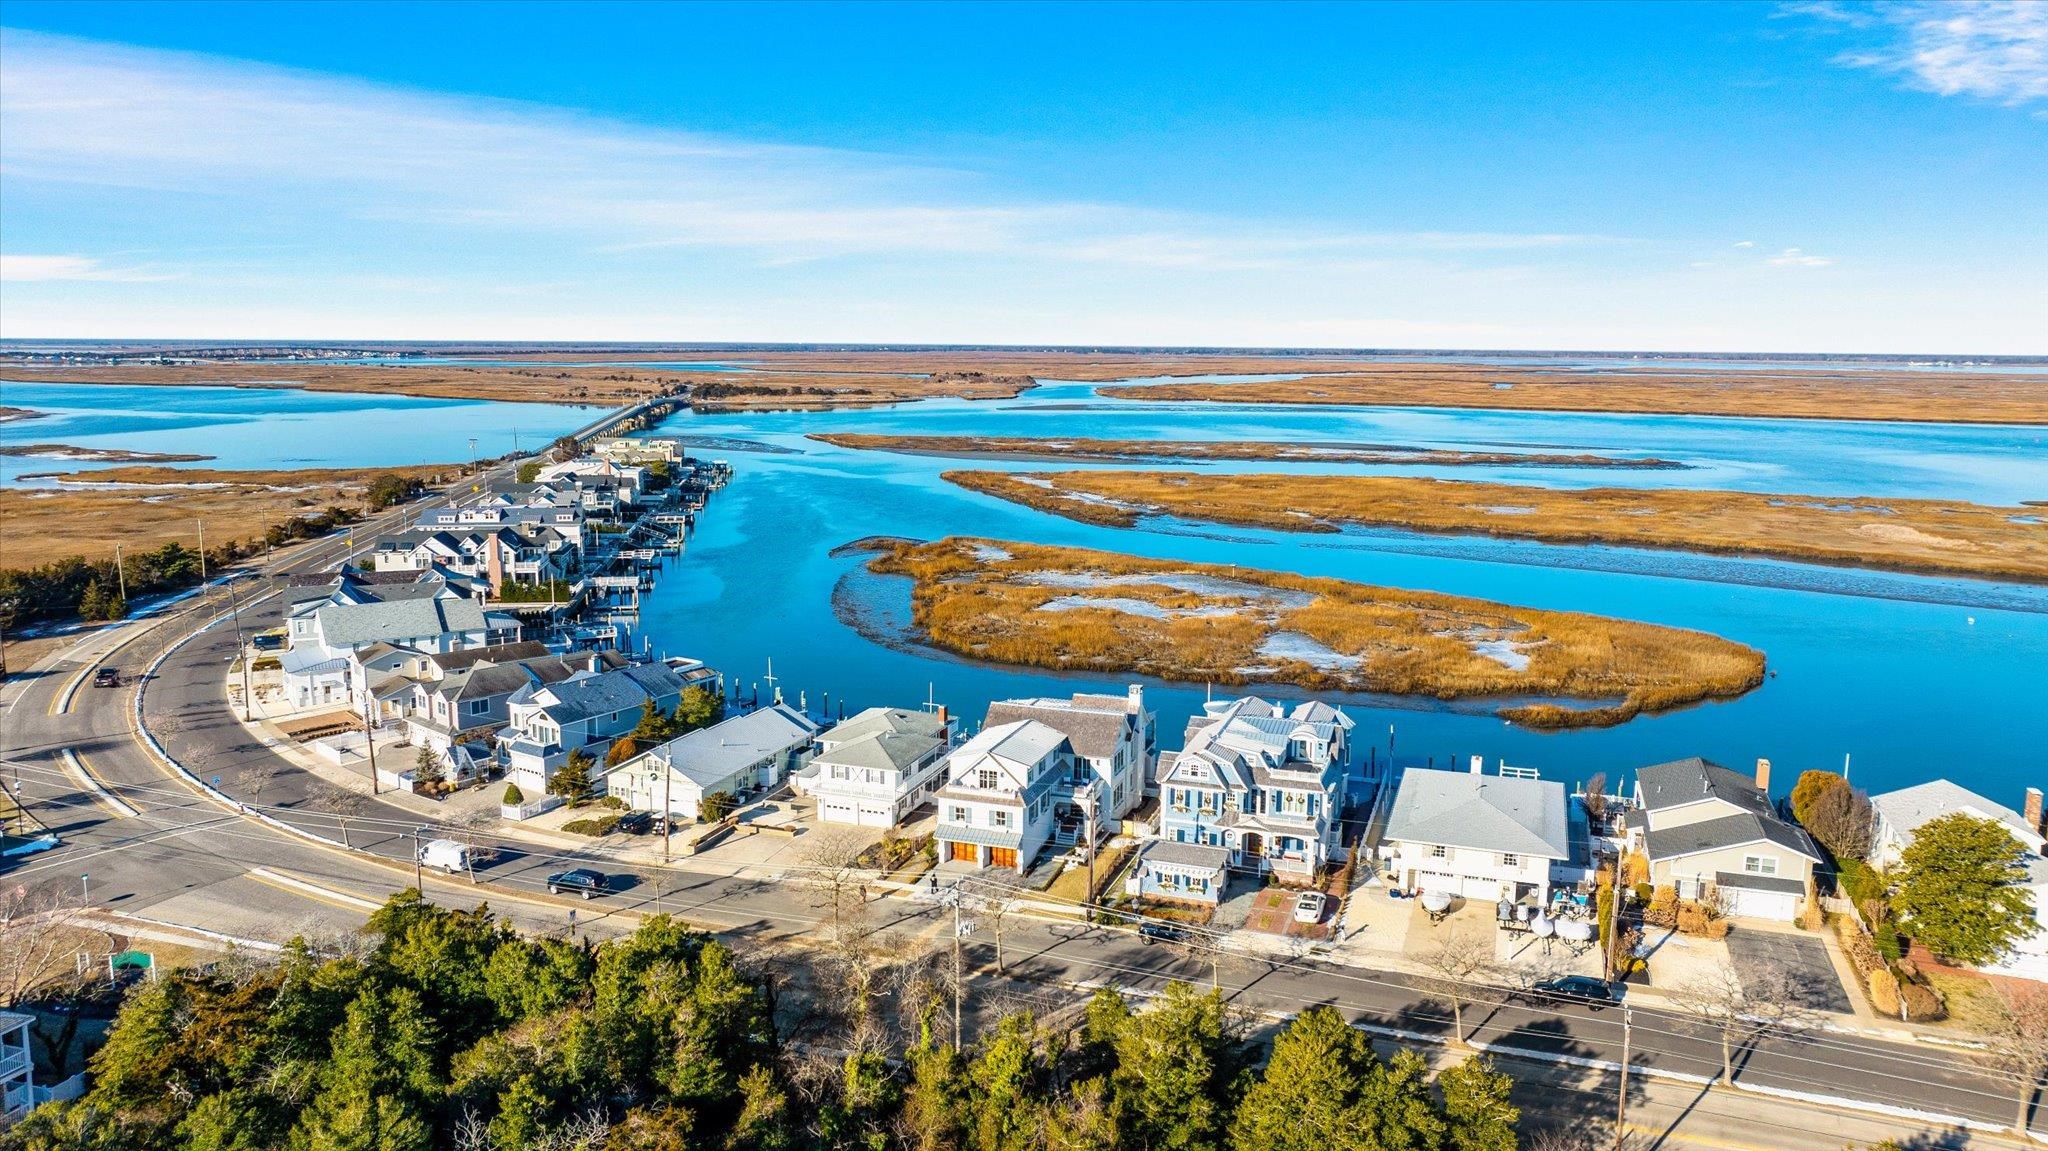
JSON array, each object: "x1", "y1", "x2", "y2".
[
  {"x1": 546, "y1": 868, "x2": 609, "y2": 899},
  {"x1": 1137, "y1": 922, "x2": 1189, "y2": 945},
  {"x1": 1293, "y1": 891, "x2": 1327, "y2": 923},
  {"x1": 1525, "y1": 976, "x2": 1620, "y2": 1009},
  {"x1": 615, "y1": 811, "x2": 653, "y2": 835},
  {"x1": 250, "y1": 634, "x2": 286, "y2": 652},
  {"x1": 417, "y1": 839, "x2": 471, "y2": 874},
  {"x1": 92, "y1": 667, "x2": 120, "y2": 688}
]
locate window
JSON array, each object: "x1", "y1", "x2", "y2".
[
  {"x1": 466, "y1": 700, "x2": 489, "y2": 716},
  {"x1": 976, "y1": 768, "x2": 1001, "y2": 790},
  {"x1": 991, "y1": 810, "x2": 1011, "y2": 829},
  {"x1": 948, "y1": 806, "x2": 969, "y2": 824},
  {"x1": 1743, "y1": 855, "x2": 1779, "y2": 876},
  {"x1": 1499, "y1": 853, "x2": 1519, "y2": 867},
  {"x1": 1430, "y1": 845, "x2": 1447, "y2": 860}
]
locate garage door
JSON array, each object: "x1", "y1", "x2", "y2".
[
  {"x1": 1461, "y1": 876, "x2": 1501, "y2": 900},
  {"x1": 821, "y1": 802, "x2": 857, "y2": 824},
  {"x1": 1725, "y1": 886, "x2": 1798, "y2": 921},
  {"x1": 857, "y1": 803, "x2": 893, "y2": 828},
  {"x1": 1416, "y1": 872, "x2": 1461, "y2": 896}
]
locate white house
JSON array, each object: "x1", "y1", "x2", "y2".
[
  {"x1": 792, "y1": 706, "x2": 954, "y2": 827},
  {"x1": 933, "y1": 719, "x2": 1070, "y2": 873},
  {"x1": 1381, "y1": 762, "x2": 1575, "y2": 905},
  {"x1": 1, "y1": 1012, "x2": 31, "y2": 1121},
  {"x1": 280, "y1": 593, "x2": 512, "y2": 711},
  {"x1": 984, "y1": 685, "x2": 1154, "y2": 838},
  {"x1": 603, "y1": 703, "x2": 819, "y2": 821},
  {"x1": 496, "y1": 660, "x2": 691, "y2": 793},
  {"x1": 1870, "y1": 780, "x2": 2048, "y2": 982}
]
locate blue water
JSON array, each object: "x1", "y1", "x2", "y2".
[
  {"x1": 630, "y1": 383, "x2": 2048, "y2": 805},
  {"x1": 0, "y1": 381, "x2": 600, "y2": 483}
]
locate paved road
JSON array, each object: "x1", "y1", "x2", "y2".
[{"x1": 0, "y1": 395, "x2": 2025, "y2": 1146}]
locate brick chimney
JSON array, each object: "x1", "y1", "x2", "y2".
[
  {"x1": 1754, "y1": 757, "x2": 1771, "y2": 794},
  {"x1": 2027, "y1": 788, "x2": 2044, "y2": 835},
  {"x1": 937, "y1": 704, "x2": 950, "y2": 741}
]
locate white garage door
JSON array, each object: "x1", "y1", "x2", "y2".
[
  {"x1": 856, "y1": 803, "x2": 894, "y2": 829},
  {"x1": 1416, "y1": 872, "x2": 1461, "y2": 896},
  {"x1": 820, "y1": 801, "x2": 857, "y2": 825},
  {"x1": 1725, "y1": 886, "x2": 1798, "y2": 921},
  {"x1": 1461, "y1": 876, "x2": 1502, "y2": 901}
]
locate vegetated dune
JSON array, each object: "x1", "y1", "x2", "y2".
[
  {"x1": 867, "y1": 536, "x2": 1767, "y2": 729},
  {"x1": 945, "y1": 470, "x2": 2048, "y2": 584},
  {"x1": 0, "y1": 463, "x2": 457, "y2": 569},
  {"x1": 1096, "y1": 364, "x2": 2048, "y2": 425},
  {"x1": 809, "y1": 432, "x2": 1682, "y2": 469}
]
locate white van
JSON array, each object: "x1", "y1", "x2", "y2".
[{"x1": 417, "y1": 838, "x2": 471, "y2": 874}]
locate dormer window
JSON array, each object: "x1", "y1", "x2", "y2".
[{"x1": 976, "y1": 768, "x2": 1000, "y2": 790}]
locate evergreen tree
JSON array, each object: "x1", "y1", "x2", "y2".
[
  {"x1": 1353, "y1": 1051, "x2": 1447, "y2": 1151},
  {"x1": 970, "y1": 1015, "x2": 1050, "y2": 1151},
  {"x1": 1229, "y1": 1006, "x2": 1381, "y2": 1151},
  {"x1": 1895, "y1": 813, "x2": 2034, "y2": 964},
  {"x1": 548, "y1": 749, "x2": 596, "y2": 803},
  {"x1": 1110, "y1": 983, "x2": 1235, "y2": 1151},
  {"x1": 1436, "y1": 1056, "x2": 1518, "y2": 1151},
  {"x1": 900, "y1": 1042, "x2": 972, "y2": 1151},
  {"x1": 288, "y1": 987, "x2": 434, "y2": 1151},
  {"x1": 677, "y1": 684, "x2": 725, "y2": 732}
]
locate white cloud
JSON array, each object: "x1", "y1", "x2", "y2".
[
  {"x1": 1766, "y1": 247, "x2": 1837, "y2": 266},
  {"x1": 0, "y1": 253, "x2": 171, "y2": 282},
  {"x1": 1733, "y1": 240, "x2": 1756, "y2": 248},
  {"x1": 0, "y1": 28, "x2": 1619, "y2": 276},
  {"x1": 1795, "y1": 0, "x2": 2048, "y2": 107}
]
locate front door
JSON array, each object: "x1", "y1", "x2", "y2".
[
  {"x1": 1239, "y1": 833, "x2": 1264, "y2": 860},
  {"x1": 988, "y1": 847, "x2": 1019, "y2": 871}
]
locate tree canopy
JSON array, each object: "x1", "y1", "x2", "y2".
[
  {"x1": 12, "y1": 897, "x2": 1532, "y2": 1151},
  {"x1": 1895, "y1": 813, "x2": 2035, "y2": 965}
]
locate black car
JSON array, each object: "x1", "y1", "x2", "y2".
[
  {"x1": 1137, "y1": 922, "x2": 1190, "y2": 945},
  {"x1": 1527, "y1": 976, "x2": 1620, "y2": 1008},
  {"x1": 615, "y1": 811, "x2": 653, "y2": 835},
  {"x1": 93, "y1": 668, "x2": 120, "y2": 688},
  {"x1": 250, "y1": 634, "x2": 286, "y2": 652},
  {"x1": 546, "y1": 868, "x2": 609, "y2": 899}
]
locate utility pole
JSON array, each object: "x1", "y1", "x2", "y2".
[
  {"x1": 197, "y1": 520, "x2": 208, "y2": 606},
  {"x1": 1605, "y1": 850, "x2": 1626, "y2": 983},
  {"x1": 662, "y1": 759, "x2": 673, "y2": 864},
  {"x1": 469, "y1": 437, "x2": 479, "y2": 477},
  {"x1": 1079, "y1": 782, "x2": 1099, "y2": 924},
  {"x1": 413, "y1": 826, "x2": 426, "y2": 891},
  {"x1": 951, "y1": 892, "x2": 965, "y2": 1050},
  {"x1": 113, "y1": 543, "x2": 128, "y2": 606},
  {"x1": 1614, "y1": 1003, "x2": 1632, "y2": 1150},
  {"x1": 225, "y1": 574, "x2": 251, "y2": 721},
  {"x1": 363, "y1": 690, "x2": 382, "y2": 795}
]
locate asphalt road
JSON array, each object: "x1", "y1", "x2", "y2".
[{"x1": 0, "y1": 395, "x2": 2023, "y2": 1147}]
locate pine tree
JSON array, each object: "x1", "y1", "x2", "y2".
[
  {"x1": 1110, "y1": 982, "x2": 1234, "y2": 1151},
  {"x1": 1229, "y1": 1006, "x2": 1381, "y2": 1151},
  {"x1": 1436, "y1": 1056, "x2": 1519, "y2": 1151},
  {"x1": 1895, "y1": 813, "x2": 2034, "y2": 964},
  {"x1": 548, "y1": 749, "x2": 596, "y2": 803}
]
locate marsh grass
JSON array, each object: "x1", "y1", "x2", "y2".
[
  {"x1": 871, "y1": 537, "x2": 1765, "y2": 729},
  {"x1": 810, "y1": 433, "x2": 1678, "y2": 469},
  {"x1": 946, "y1": 470, "x2": 2048, "y2": 584}
]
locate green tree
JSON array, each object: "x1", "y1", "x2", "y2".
[
  {"x1": 1895, "y1": 813, "x2": 2034, "y2": 964},
  {"x1": 516, "y1": 461, "x2": 543, "y2": 484},
  {"x1": 413, "y1": 744, "x2": 441, "y2": 780},
  {"x1": 1436, "y1": 1056, "x2": 1518, "y2": 1151},
  {"x1": 503, "y1": 782, "x2": 526, "y2": 806},
  {"x1": 176, "y1": 1089, "x2": 280, "y2": 1151},
  {"x1": 900, "y1": 1042, "x2": 971, "y2": 1151},
  {"x1": 364, "y1": 473, "x2": 421, "y2": 510},
  {"x1": 676, "y1": 684, "x2": 724, "y2": 732},
  {"x1": 1230, "y1": 1005, "x2": 1381, "y2": 1151},
  {"x1": 76, "y1": 578, "x2": 126, "y2": 622},
  {"x1": 1110, "y1": 982, "x2": 1236, "y2": 1151},
  {"x1": 288, "y1": 986, "x2": 434, "y2": 1151},
  {"x1": 969, "y1": 1015, "x2": 1050, "y2": 1151},
  {"x1": 701, "y1": 790, "x2": 738, "y2": 823},
  {"x1": 548, "y1": 749, "x2": 596, "y2": 804},
  {"x1": 727, "y1": 1064, "x2": 796, "y2": 1151},
  {"x1": 1354, "y1": 1050, "x2": 1448, "y2": 1151}
]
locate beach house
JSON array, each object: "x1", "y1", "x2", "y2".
[
  {"x1": 1626, "y1": 756, "x2": 1822, "y2": 921},
  {"x1": 792, "y1": 706, "x2": 954, "y2": 827},
  {"x1": 933, "y1": 719, "x2": 1071, "y2": 873},
  {"x1": 603, "y1": 703, "x2": 820, "y2": 822}
]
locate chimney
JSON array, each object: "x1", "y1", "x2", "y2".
[
  {"x1": 1470, "y1": 755, "x2": 1484, "y2": 775},
  {"x1": 937, "y1": 704, "x2": 950, "y2": 736},
  {"x1": 1754, "y1": 757, "x2": 1771, "y2": 794},
  {"x1": 2028, "y1": 788, "x2": 2044, "y2": 835}
]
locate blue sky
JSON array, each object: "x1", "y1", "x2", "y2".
[{"x1": 1, "y1": 1, "x2": 2042, "y2": 351}]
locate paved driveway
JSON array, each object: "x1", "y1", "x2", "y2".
[{"x1": 1732, "y1": 930, "x2": 1852, "y2": 1014}]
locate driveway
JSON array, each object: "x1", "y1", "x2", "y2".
[{"x1": 1732, "y1": 930, "x2": 1853, "y2": 1015}]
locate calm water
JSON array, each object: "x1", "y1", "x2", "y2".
[
  {"x1": 0, "y1": 381, "x2": 599, "y2": 484},
  {"x1": 632, "y1": 383, "x2": 2048, "y2": 804}
]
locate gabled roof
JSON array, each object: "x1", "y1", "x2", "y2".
[
  {"x1": 1644, "y1": 812, "x2": 1821, "y2": 863},
  {"x1": 820, "y1": 707, "x2": 948, "y2": 748},
  {"x1": 1384, "y1": 768, "x2": 1571, "y2": 859},
  {"x1": 313, "y1": 596, "x2": 490, "y2": 647},
  {"x1": 426, "y1": 641, "x2": 552, "y2": 672},
  {"x1": 627, "y1": 703, "x2": 820, "y2": 789},
  {"x1": 1635, "y1": 756, "x2": 1775, "y2": 818},
  {"x1": 522, "y1": 661, "x2": 686, "y2": 723},
  {"x1": 1871, "y1": 779, "x2": 2044, "y2": 849},
  {"x1": 942, "y1": 719, "x2": 1069, "y2": 799},
  {"x1": 983, "y1": 690, "x2": 1139, "y2": 760}
]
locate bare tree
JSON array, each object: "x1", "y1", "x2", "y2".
[
  {"x1": 797, "y1": 826, "x2": 877, "y2": 947},
  {"x1": 0, "y1": 882, "x2": 112, "y2": 1009},
  {"x1": 796, "y1": 826, "x2": 897, "y2": 1049},
  {"x1": 450, "y1": 805, "x2": 499, "y2": 883},
  {"x1": 1582, "y1": 772, "x2": 1609, "y2": 825},
  {"x1": 324, "y1": 790, "x2": 371, "y2": 849},
  {"x1": 238, "y1": 761, "x2": 283, "y2": 807},
  {"x1": 1806, "y1": 782, "x2": 1876, "y2": 862},
  {"x1": 1420, "y1": 928, "x2": 1497, "y2": 1044},
  {"x1": 962, "y1": 869, "x2": 1029, "y2": 973},
  {"x1": 1669, "y1": 961, "x2": 1810, "y2": 1084},
  {"x1": 1982, "y1": 982, "x2": 2048, "y2": 1136}
]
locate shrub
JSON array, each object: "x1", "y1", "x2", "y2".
[
  {"x1": 1868, "y1": 968, "x2": 1902, "y2": 1016},
  {"x1": 601, "y1": 795, "x2": 626, "y2": 810},
  {"x1": 1632, "y1": 883, "x2": 1654, "y2": 906},
  {"x1": 562, "y1": 815, "x2": 621, "y2": 837},
  {"x1": 502, "y1": 782, "x2": 525, "y2": 805},
  {"x1": 1836, "y1": 858, "x2": 1885, "y2": 906},
  {"x1": 1874, "y1": 920, "x2": 1904, "y2": 963},
  {"x1": 1676, "y1": 903, "x2": 1730, "y2": 938},
  {"x1": 1900, "y1": 978, "x2": 1945, "y2": 1022},
  {"x1": 700, "y1": 790, "x2": 737, "y2": 823},
  {"x1": 1836, "y1": 916, "x2": 1885, "y2": 977}
]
